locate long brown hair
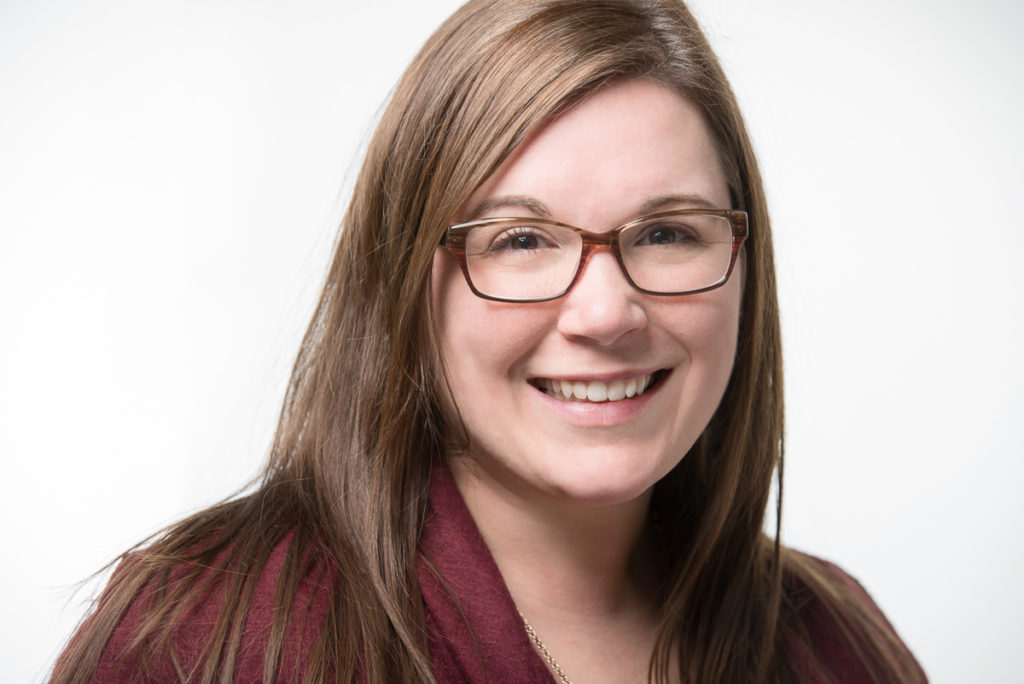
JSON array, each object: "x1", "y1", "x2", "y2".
[{"x1": 52, "y1": 1, "x2": 921, "y2": 682}]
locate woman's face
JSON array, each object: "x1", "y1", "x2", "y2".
[{"x1": 432, "y1": 79, "x2": 742, "y2": 509}]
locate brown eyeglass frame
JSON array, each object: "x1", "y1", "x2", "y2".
[{"x1": 441, "y1": 208, "x2": 749, "y2": 303}]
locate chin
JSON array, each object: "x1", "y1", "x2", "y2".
[
  {"x1": 532, "y1": 447, "x2": 679, "y2": 508},
  {"x1": 549, "y1": 483, "x2": 654, "y2": 509}
]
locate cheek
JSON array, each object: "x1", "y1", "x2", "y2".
[
  {"x1": 659, "y1": 280, "x2": 742, "y2": 382},
  {"x1": 431, "y1": 248, "x2": 548, "y2": 387},
  {"x1": 669, "y1": 267, "x2": 741, "y2": 327}
]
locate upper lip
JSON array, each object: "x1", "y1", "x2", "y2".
[{"x1": 528, "y1": 367, "x2": 667, "y2": 383}]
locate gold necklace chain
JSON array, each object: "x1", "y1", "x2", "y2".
[{"x1": 518, "y1": 611, "x2": 574, "y2": 684}]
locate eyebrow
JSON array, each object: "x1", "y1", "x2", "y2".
[
  {"x1": 639, "y1": 193, "x2": 719, "y2": 214},
  {"x1": 464, "y1": 195, "x2": 552, "y2": 220}
]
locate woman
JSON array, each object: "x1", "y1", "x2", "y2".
[{"x1": 52, "y1": 0, "x2": 925, "y2": 681}]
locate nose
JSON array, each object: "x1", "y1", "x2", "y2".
[{"x1": 556, "y1": 250, "x2": 648, "y2": 346}]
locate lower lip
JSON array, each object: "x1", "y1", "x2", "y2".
[{"x1": 530, "y1": 373, "x2": 667, "y2": 427}]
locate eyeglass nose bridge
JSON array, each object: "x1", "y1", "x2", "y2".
[{"x1": 557, "y1": 228, "x2": 640, "y2": 298}]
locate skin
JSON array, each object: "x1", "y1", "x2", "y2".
[{"x1": 431, "y1": 79, "x2": 742, "y2": 682}]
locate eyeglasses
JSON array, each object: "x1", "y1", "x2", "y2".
[{"x1": 441, "y1": 209, "x2": 748, "y2": 302}]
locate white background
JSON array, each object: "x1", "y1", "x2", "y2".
[{"x1": 2, "y1": 1, "x2": 1021, "y2": 681}]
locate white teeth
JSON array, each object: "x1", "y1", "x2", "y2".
[
  {"x1": 572, "y1": 382, "x2": 588, "y2": 400},
  {"x1": 607, "y1": 380, "x2": 625, "y2": 401},
  {"x1": 538, "y1": 373, "x2": 655, "y2": 402}
]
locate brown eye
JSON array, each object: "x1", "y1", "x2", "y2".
[
  {"x1": 644, "y1": 227, "x2": 679, "y2": 245},
  {"x1": 632, "y1": 223, "x2": 700, "y2": 248},
  {"x1": 509, "y1": 234, "x2": 540, "y2": 250},
  {"x1": 488, "y1": 227, "x2": 557, "y2": 253}
]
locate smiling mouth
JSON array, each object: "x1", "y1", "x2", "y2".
[{"x1": 531, "y1": 370, "x2": 668, "y2": 403}]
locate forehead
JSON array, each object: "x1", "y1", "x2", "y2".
[{"x1": 459, "y1": 79, "x2": 730, "y2": 226}]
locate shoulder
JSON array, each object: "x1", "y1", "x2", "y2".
[
  {"x1": 781, "y1": 550, "x2": 927, "y2": 683},
  {"x1": 69, "y1": 530, "x2": 333, "y2": 683},
  {"x1": 785, "y1": 552, "x2": 889, "y2": 627}
]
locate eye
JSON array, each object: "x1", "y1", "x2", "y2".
[
  {"x1": 489, "y1": 226, "x2": 557, "y2": 252},
  {"x1": 463, "y1": 221, "x2": 574, "y2": 261},
  {"x1": 506, "y1": 232, "x2": 541, "y2": 250},
  {"x1": 642, "y1": 227, "x2": 680, "y2": 245},
  {"x1": 632, "y1": 222, "x2": 701, "y2": 248}
]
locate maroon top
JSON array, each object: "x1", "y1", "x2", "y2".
[{"x1": 79, "y1": 464, "x2": 923, "y2": 682}]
